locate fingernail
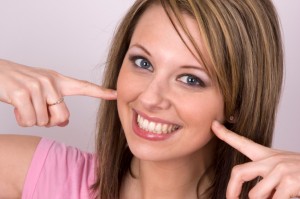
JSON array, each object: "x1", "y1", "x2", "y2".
[
  {"x1": 111, "y1": 90, "x2": 117, "y2": 96},
  {"x1": 212, "y1": 120, "x2": 222, "y2": 130}
]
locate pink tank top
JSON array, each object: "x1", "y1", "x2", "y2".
[{"x1": 22, "y1": 138, "x2": 96, "y2": 199}]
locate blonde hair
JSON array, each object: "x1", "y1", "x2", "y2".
[{"x1": 93, "y1": 0, "x2": 283, "y2": 198}]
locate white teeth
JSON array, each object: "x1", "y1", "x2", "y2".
[
  {"x1": 142, "y1": 119, "x2": 149, "y2": 129},
  {"x1": 137, "y1": 114, "x2": 180, "y2": 134},
  {"x1": 148, "y1": 122, "x2": 155, "y2": 132},
  {"x1": 155, "y1": 123, "x2": 162, "y2": 134},
  {"x1": 162, "y1": 124, "x2": 168, "y2": 134}
]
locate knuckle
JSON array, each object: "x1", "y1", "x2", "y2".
[
  {"x1": 274, "y1": 161, "x2": 290, "y2": 173},
  {"x1": 11, "y1": 88, "x2": 28, "y2": 99},
  {"x1": 46, "y1": 69, "x2": 64, "y2": 82},
  {"x1": 18, "y1": 122, "x2": 27, "y2": 127},
  {"x1": 21, "y1": 120, "x2": 36, "y2": 127},
  {"x1": 231, "y1": 165, "x2": 243, "y2": 178},
  {"x1": 17, "y1": 120, "x2": 26, "y2": 127},
  {"x1": 54, "y1": 112, "x2": 70, "y2": 124},
  {"x1": 26, "y1": 121, "x2": 36, "y2": 127},
  {"x1": 27, "y1": 79, "x2": 41, "y2": 91},
  {"x1": 38, "y1": 120, "x2": 49, "y2": 126},
  {"x1": 58, "y1": 120, "x2": 69, "y2": 127},
  {"x1": 269, "y1": 152, "x2": 283, "y2": 160},
  {"x1": 38, "y1": 73, "x2": 55, "y2": 87},
  {"x1": 46, "y1": 69, "x2": 59, "y2": 77},
  {"x1": 269, "y1": 148, "x2": 280, "y2": 155},
  {"x1": 281, "y1": 175, "x2": 296, "y2": 187}
]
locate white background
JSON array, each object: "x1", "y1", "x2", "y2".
[{"x1": 0, "y1": 1, "x2": 299, "y2": 152}]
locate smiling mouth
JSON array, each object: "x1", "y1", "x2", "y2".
[{"x1": 137, "y1": 114, "x2": 181, "y2": 134}]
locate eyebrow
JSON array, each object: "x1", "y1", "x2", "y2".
[
  {"x1": 129, "y1": 44, "x2": 152, "y2": 56},
  {"x1": 129, "y1": 43, "x2": 208, "y2": 73},
  {"x1": 181, "y1": 65, "x2": 207, "y2": 72}
]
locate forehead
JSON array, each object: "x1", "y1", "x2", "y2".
[{"x1": 129, "y1": 4, "x2": 209, "y2": 66}]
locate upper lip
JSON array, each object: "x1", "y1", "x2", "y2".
[{"x1": 134, "y1": 109, "x2": 181, "y2": 127}]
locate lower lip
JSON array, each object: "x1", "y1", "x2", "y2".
[{"x1": 132, "y1": 112, "x2": 176, "y2": 141}]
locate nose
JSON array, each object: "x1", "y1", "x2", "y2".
[{"x1": 138, "y1": 78, "x2": 171, "y2": 111}]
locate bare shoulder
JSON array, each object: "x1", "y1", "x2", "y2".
[{"x1": 0, "y1": 134, "x2": 41, "y2": 198}]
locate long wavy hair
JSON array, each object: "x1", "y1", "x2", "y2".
[{"x1": 92, "y1": 0, "x2": 283, "y2": 198}]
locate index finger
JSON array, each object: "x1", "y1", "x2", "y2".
[
  {"x1": 60, "y1": 76, "x2": 117, "y2": 100},
  {"x1": 211, "y1": 121, "x2": 272, "y2": 161}
]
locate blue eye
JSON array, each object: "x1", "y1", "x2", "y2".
[
  {"x1": 178, "y1": 74, "x2": 206, "y2": 87},
  {"x1": 132, "y1": 57, "x2": 153, "y2": 71}
]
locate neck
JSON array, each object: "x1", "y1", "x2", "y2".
[{"x1": 121, "y1": 139, "x2": 216, "y2": 199}]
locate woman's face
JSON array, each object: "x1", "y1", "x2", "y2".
[{"x1": 117, "y1": 4, "x2": 224, "y2": 162}]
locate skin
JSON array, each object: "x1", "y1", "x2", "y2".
[
  {"x1": 0, "y1": 5, "x2": 300, "y2": 199},
  {"x1": 117, "y1": 5, "x2": 224, "y2": 199},
  {"x1": 0, "y1": 62, "x2": 300, "y2": 199},
  {"x1": 0, "y1": 135, "x2": 40, "y2": 199},
  {"x1": 0, "y1": 59, "x2": 117, "y2": 127},
  {"x1": 0, "y1": 59, "x2": 117, "y2": 198},
  {"x1": 212, "y1": 121, "x2": 300, "y2": 199}
]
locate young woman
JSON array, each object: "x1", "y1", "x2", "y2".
[{"x1": 0, "y1": 0, "x2": 299, "y2": 198}]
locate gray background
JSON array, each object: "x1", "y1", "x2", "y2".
[{"x1": 0, "y1": 1, "x2": 299, "y2": 152}]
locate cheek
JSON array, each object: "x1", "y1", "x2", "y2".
[
  {"x1": 178, "y1": 94, "x2": 224, "y2": 150},
  {"x1": 117, "y1": 61, "x2": 153, "y2": 105},
  {"x1": 116, "y1": 66, "x2": 133, "y2": 132},
  {"x1": 116, "y1": 64, "x2": 148, "y2": 122},
  {"x1": 117, "y1": 66, "x2": 131, "y2": 111},
  {"x1": 178, "y1": 91, "x2": 224, "y2": 130},
  {"x1": 117, "y1": 66, "x2": 141, "y2": 103}
]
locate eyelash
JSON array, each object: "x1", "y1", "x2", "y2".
[
  {"x1": 129, "y1": 56, "x2": 153, "y2": 72},
  {"x1": 128, "y1": 55, "x2": 206, "y2": 88},
  {"x1": 177, "y1": 74, "x2": 206, "y2": 88}
]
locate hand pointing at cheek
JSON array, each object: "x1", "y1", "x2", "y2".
[
  {"x1": 212, "y1": 121, "x2": 300, "y2": 199},
  {"x1": 0, "y1": 59, "x2": 117, "y2": 127}
]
